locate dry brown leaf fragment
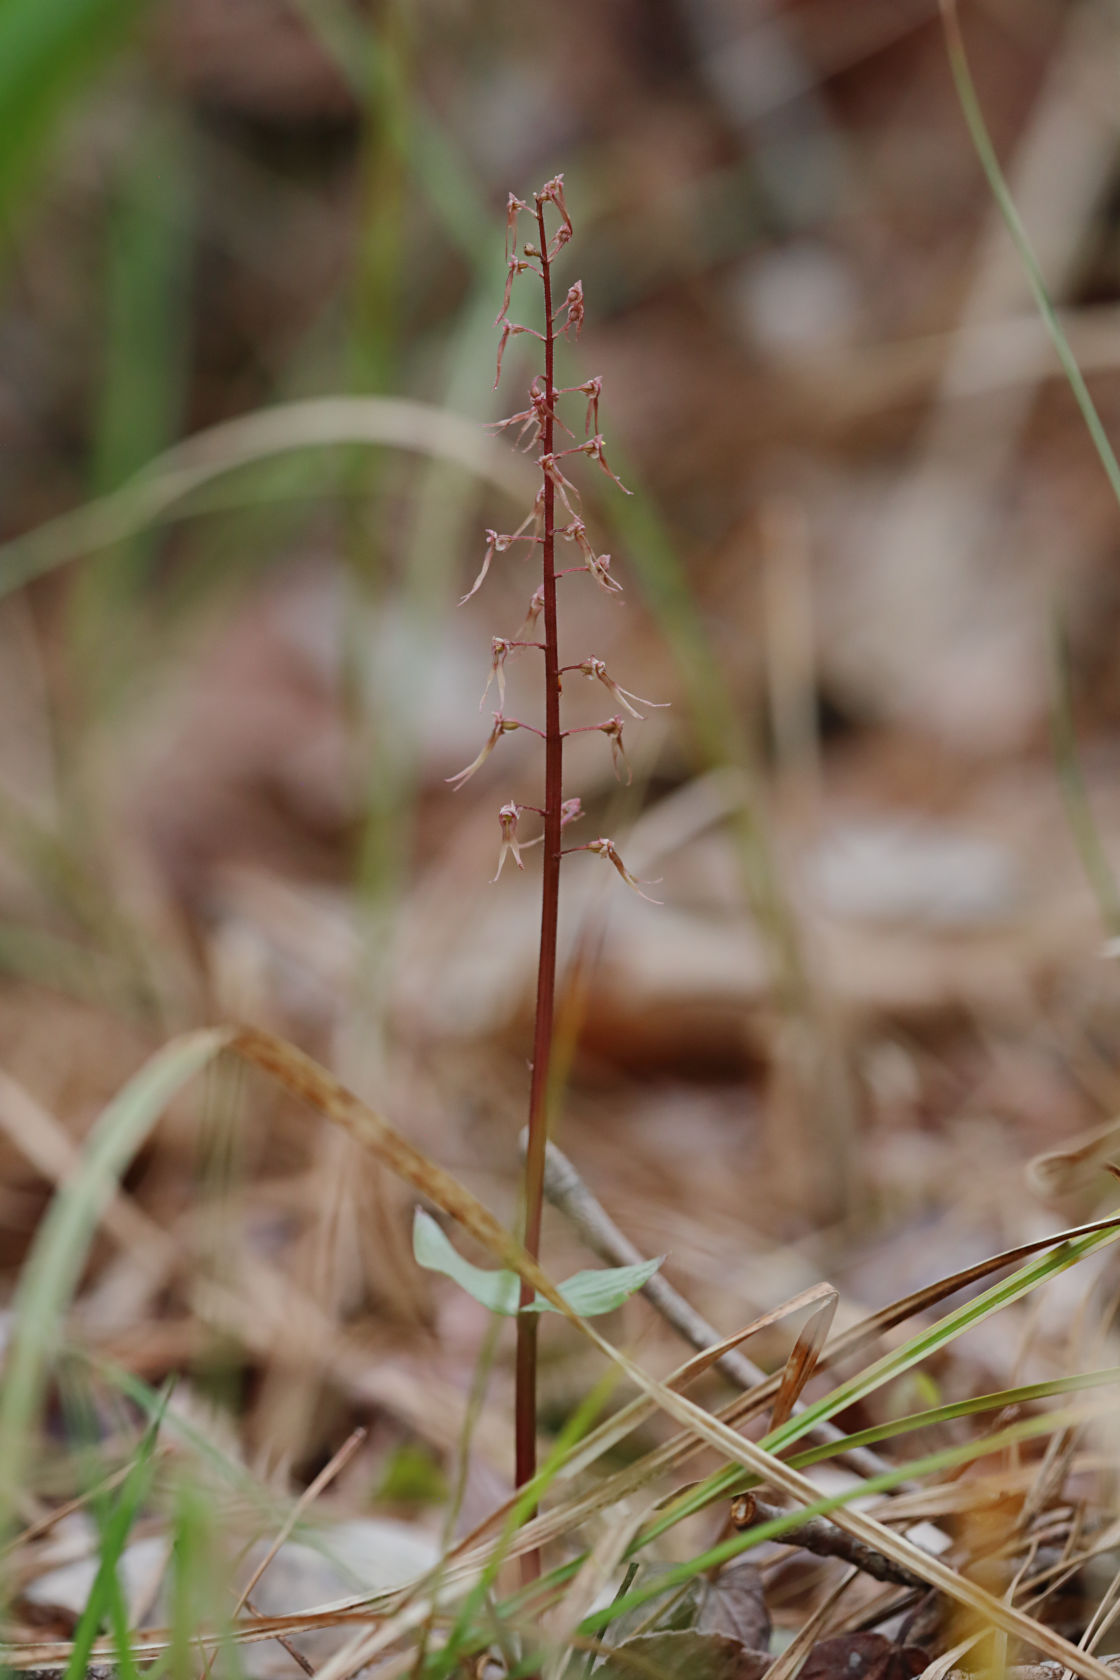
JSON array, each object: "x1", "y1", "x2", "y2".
[{"x1": 798, "y1": 1634, "x2": 928, "y2": 1680}]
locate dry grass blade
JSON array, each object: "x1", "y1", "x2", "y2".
[
  {"x1": 231, "y1": 1424, "x2": 368, "y2": 1619},
  {"x1": 0, "y1": 397, "x2": 535, "y2": 596},
  {"x1": 539, "y1": 1138, "x2": 884, "y2": 1477},
  {"x1": 0, "y1": 1027, "x2": 231, "y2": 1538},
  {"x1": 768, "y1": 1289, "x2": 837, "y2": 1432},
  {"x1": 542, "y1": 1501, "x2": 652, "y2": 1680},
  {"x1": 0, "y1": 1065, "x2": 176, "y2": 1266},
  {"x1": 226, "y1": 1026, "x2": 576, "y2": 1318},
  {"x1": 6, "y1": 1027, "x2": 1115, "y2": 1677},
  {"x1": 431, "y1": 1281, "x2": 842, "y2": 1572},
  {"x1": 764, "y1": 1566, "x2": 858, "y2": 1680},
  {"x1": 734, "y1": 1212, "x2": 1120, "y2": 1421},
  {"x1": 580, "y1": 1371, "x2": 1120, "y2": 1680}
]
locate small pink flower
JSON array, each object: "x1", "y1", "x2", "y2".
[
  {"x1": 599, "y1": 716, "x2": 632, "y2": 784},
  {"x1": 562, "y1": 520, "x2": 623, "y2": 594},
  {"x1": 586, "y1": 551, "x2": 623, "y2": 595},
  {"x1": 495, "y1": 258, "x2": 536, "y2": 328},
  {"x1": 460, "y1": 529, "x2": 498, "y2": 606},
  {"x1": 577, "y1": 837, "x2": 662, "y2": 904},
  {"x1": 493, "y1": 321, "x2": 543, "y2": 390},
  {"x1": 579, "y1": 376, "x2": 601, "y2": 436},
  {"x1": 460, "y1": 508, "x2": 540, "y2": 607},
  {"x1": 560, "y1": 796, "x2": 583, "y2": 828},
  {"x1": 446, "y1": 713, "x2": 523, "y2": 792},
  {"x1": 489, "y1": 378, "x2": 572, "y2": 453},
  {"x1": 571, "y1": 657, "x2": 667, "y2": 718},
  {"x1": 539, "y1": 452, "x2": 581, "y2": 517},
  {"x1": 536, "y1": 175, "x2": 573, "y2": 255},
  {"x1": 515, "y1": 585, "x2": 546, "y2": 641},
  {"x1": 479, "y1": 637, "x2": 514, "y2": 709},
  {"x1": 578, "y1": 434, "x2": 631, "y2": 494},
  {"x1": 556, "y1": 280, "x2": 584, "y2": 340},
  {"x1": 505, "y1": 193, "x2": 528, "y2": 258},
  {"x1": 492, "y1": 802, "x2": 527, "y2": 880}
]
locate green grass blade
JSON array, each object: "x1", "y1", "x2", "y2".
[
  {"x1": 789, "y1": 1364, "x2": 1120, "y2": 1468},
  {"x1": 941, "y1": 0, "x2": 1120, "y2": 512},
  {"x1": 62, "y1": 1382, "x2": 172, "y2": 1680},
  {"x1": 0, "y1": 0, "x2": 144, "y2": 234},
  {"x1": 581, "y1": 1393, "x2": 1118, "y2": 1642},
  {"x1": 435, "y1": 1370, "x2": 620, "y2": 1680},
  {"x1": 0, "y1": 1028, "x2": 230, "y2": 1537},
  {"x1": 644, "y1": 1215, "x2": 1120, "y2": 1539},
  {"x1": 941, "y1": 2, "x2": 1120, "y2": 939},
  {"x1": 768, "y1": 1219, "x2": 1120, "y2": 1452}
]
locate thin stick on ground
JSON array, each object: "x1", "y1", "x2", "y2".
[
  {"x1": 729, "y1": 1492, "x2": 928, "y2": 1590},
  {"x1": 530, "y1": 1135, "x2": 896, "y2": 1483}
]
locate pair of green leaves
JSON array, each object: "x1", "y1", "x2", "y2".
[{"x1": 412, "y1": 1208, "x2": 662, "y2": 1318}]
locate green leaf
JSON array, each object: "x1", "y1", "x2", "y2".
[
  {"x1": 412, "y1": 1209, "x2": 662, "y2": 1317},
  {"x1": 558, "y1": 1257, "x2": 665, "y2": 1317}
]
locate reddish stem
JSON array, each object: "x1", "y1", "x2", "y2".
[{"x1": 514, "y1": 195, "x2": 562, "y2": 1579}]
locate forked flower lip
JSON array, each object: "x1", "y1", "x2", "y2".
[
  {"x1": 563, "y1": 655, "x2": 668, "y2": 718},
  {"x1": 564, "y1": 836, "x2": 663, "y2": 903},
  {"x1": 445, "y1": 713, "x2": 532, "y2": 792}
]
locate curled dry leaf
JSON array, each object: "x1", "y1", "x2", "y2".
[{"x1": 696, "y1": 1564, "x2": 771, "y2": 1652}]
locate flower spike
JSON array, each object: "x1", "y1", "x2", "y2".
[{"x1": 446, "y1": 713, "x2": 523, "y2": 792}]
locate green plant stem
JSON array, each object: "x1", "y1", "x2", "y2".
[
  {"x1": 941, "y1": 0, "x2": 1120, "y2": 509},
  {"x1": 515, "y1": 195, "x2": 562, "y2": 1574}
]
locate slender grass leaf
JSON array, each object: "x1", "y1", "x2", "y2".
[
  {"x1": 63, "y1": 1383, "x2": 171, "y2": 1680},
  {"x1": 0, "y1": 397, "x2": 533, "y2": 600},
  {"x1": 789, "y1": 1363, "x2": 1120, "y2": 1468},
  {"x1": 0, "y1": 1028, "x2": 230, "y2": 1536},
  {"x1": 0, "y1": 0, "x2": 144, "y2": 233},
  {"x1": 581, "y1": 1395, "x2": 1120, "y2": 1655},
  {"x1": 942, "y1": 0, "x2": 1120, "y2": 514}
]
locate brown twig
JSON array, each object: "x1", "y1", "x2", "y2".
[
  {"x1": 532, "y1": 1137, "x2": 895, "y2": 1483},
  {"x1": 730, "y1": 1492, "x2": 927, "y2": 1590}
]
